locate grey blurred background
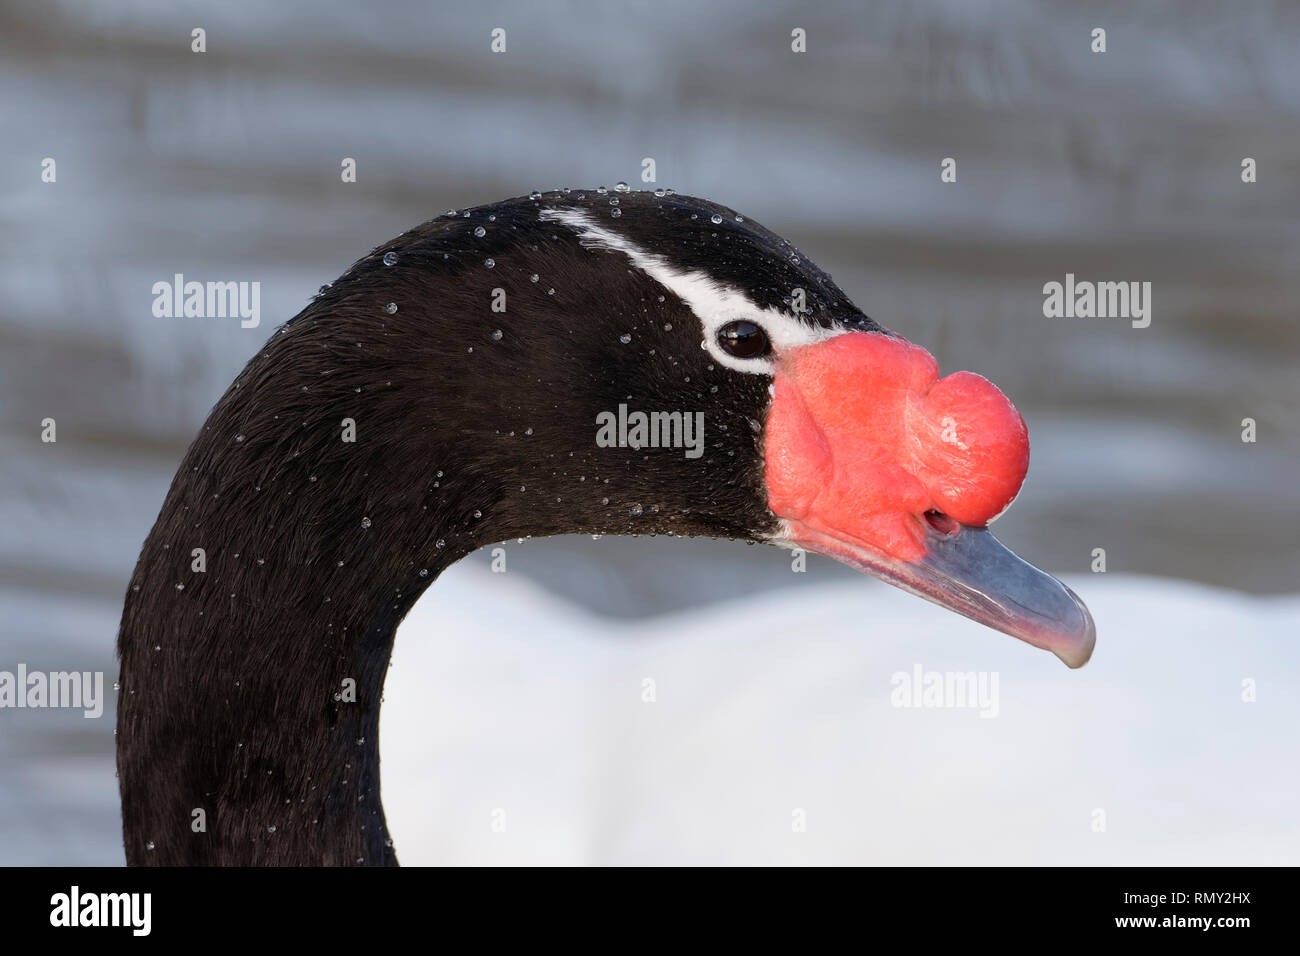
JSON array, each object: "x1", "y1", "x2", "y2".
[{"x1": 1, "y1": 0, "x2": 1297, "y2": 864}]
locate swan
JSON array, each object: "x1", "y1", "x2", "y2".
[{"x1": 116, "y1": 189, "x2": 1093, "y2": 865}]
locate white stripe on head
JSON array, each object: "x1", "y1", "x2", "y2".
[{"x1": 540, "y1": 207, "x2": 845, "y2": 374}]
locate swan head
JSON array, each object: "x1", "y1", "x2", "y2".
[
  {"x1": 521, "y1": 191, "x2": 1092, "y2": 667},
  {"x1": 271, "y1": 189, "x2": 1093, "y2": 666}
]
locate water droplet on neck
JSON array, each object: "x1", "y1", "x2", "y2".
[
  {"x1": 529, "y1": 190, "x2": 543, "y2": 200},
  {"x1": 361, "y1": 517, "x2": 372, "y2": 529},
  {"x1": 610, "y1": 208, "x2": 622, "y2": 218},
  {"x1": 385, "y1": 302, "x2": 398, "y2": 314},
  {"x1": 595, "y1": 185, "x2": 607, "y2": 195},
  {"x1": 473, "y1": 225, "x2": 486, "y2": 238},
  {"x1": 629, "y1": 504, "x2": 643, "y2": 516},
  {"x1": 619, "y1": 333, "x2": 632, "y2": 344},
  {"x1": 484, "y1": 258, "x2": 495, "y2": 268},
  {"x1": 382, "y1": 252, "x2": 398, "y2": 267},
  {"x1": 491, "y1": 329, "x2": 503, "y2": 341},
  {"x1": 614, "y1": 182, "x2": 629, "y2": 192},
  {"x1": 710, "y1": 213, "x2": 723, "y2": 224}
]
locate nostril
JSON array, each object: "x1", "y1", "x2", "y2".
[{"x1": 924, "y1": 509, "x2": 960, "y2": 536}]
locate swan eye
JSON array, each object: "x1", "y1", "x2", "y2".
[{"x1": 717, "y1": 320, "x2": 771, "y2": 359}]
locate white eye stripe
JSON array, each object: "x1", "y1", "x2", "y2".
[{"x1": 540, "y1": 207, "x2": 846, "y2": 374}]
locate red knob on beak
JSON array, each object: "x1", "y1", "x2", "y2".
[
  {"x1": 906, "y1": 368, "x2": 1029, "y2": 527},
  {"x1": 764, "y1": 331, "x2": 1093, "y2": 668}
]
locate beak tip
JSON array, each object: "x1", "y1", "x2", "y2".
[{"x1": 1051, "y1": 584, "x2": 1097, "y2": 669}]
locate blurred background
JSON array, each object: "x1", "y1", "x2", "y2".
[{"x1": 1, "y1": 0, "x2": 1297, "y2": 865}]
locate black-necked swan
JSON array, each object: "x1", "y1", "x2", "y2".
[{"x1": 116, "y1": 188, "x2": 1094, "y2": 865}]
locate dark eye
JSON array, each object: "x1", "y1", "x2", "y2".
[{"x1": 717, "y1": 320, "x2": 771, "y2": 359}]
